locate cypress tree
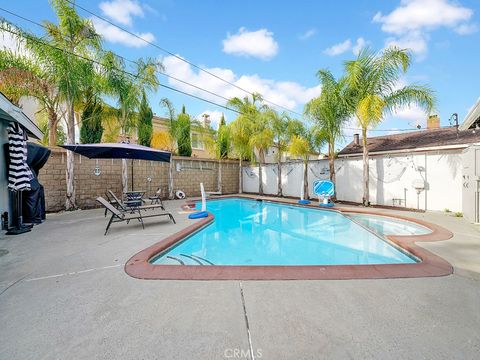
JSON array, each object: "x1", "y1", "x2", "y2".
[
  {"x1": 80, "y1": 89, "x2": 103, "y2": 144},
  {"x1": 177, "y1": 105, "x2": 192, "y2": 156},
  {"x1": 218, "y1": 113, "x2": 228, "y2": 159},
  {"x1": 137, "y1": 92, "x2": 153, "y2": 146}
]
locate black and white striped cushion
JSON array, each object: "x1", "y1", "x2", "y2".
[{"x1": 7, "y1": 123, "x2": 33, "y2": 191}]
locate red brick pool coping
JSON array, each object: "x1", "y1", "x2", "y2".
[{"x1": 125, "y1": 195, "x2": 453, "y2": 280}]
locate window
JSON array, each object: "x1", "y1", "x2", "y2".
[{"x1": 191, "y1": 132, "x2": 204, "y2": 150}]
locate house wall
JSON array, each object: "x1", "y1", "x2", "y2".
[
  {"x1": 242, "y1": 149, "x2": 464, "y2": 212},
  {"x1": 39, "y1": 148, "x2": 239, "y2": 212}
]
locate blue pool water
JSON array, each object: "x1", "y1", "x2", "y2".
[
  {"x1": 150, "y1": 198, "x2": 417, "y2": 266},
  {"x1": 347, "y1": 214, "x2": 431, "y2": 236}
]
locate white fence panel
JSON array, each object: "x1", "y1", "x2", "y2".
[
  {"x1": 242, "y1": 149, "x2": 463, "y2": 212},
  {"x1": 263, "y1": 164, "x2": 278, "y2": 195},
  {"x1": 242, "y1": 166, "x2": 259, "y2": 193}
]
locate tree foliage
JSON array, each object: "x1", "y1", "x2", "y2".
[
  {"x1": 305, "y1": 69, "x2": 352, "y2": 183},
  {"x1": 137, "y1": 92, "x2": 153, "y2": 146},
  {"x1": 218, "y1": 114, "x2": 229, "y2": 159},
  {"x1": 80, "y1": 88, "x2": 103, "y2": 143},
  {"x1": 176, "y1": 105, "x2": 192, "y2": 156},
  {"x1": 344, "y1": 46, "x2": 436, "y2": 205}
]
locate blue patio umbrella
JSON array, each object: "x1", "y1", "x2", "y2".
[{"x1": 61, "y1": 143, "x2": 171, "y2": 190}]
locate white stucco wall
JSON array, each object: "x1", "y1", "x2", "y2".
[{"x1": 242, "y1": 149, "x2": 464, "y2": 212}]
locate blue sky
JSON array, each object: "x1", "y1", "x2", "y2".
[{"x1": 2, "y1": 0, "x2": 480, "y2": 147}]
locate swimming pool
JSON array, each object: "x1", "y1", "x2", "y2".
[
  {"x1": 347, "y1": 213, "x2": 432, "y2": 236},
  {"x1": 150, "y1": 198, "x2": 416, "y2": 266}
]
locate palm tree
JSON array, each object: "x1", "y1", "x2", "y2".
[
  {"x1": 103, "y1": 53, "x2": 161, "y2": 141},
  {"x1": 0, "y1": 23, "x2": 64, "y2": 146},
  {"x1": 203, "y1": 117, "x2": 230, "y2": 194},
  {"x1": 229, "y1": 116, "x2": 253, "y2": 194},
  {"x1": 158, "y1": 98, "x2": 177, "y2": 199},
  {"x1": 266, "y1": 109, "x2": 291, "y2": 197},
  {"x1": 288, "y1": 127, "x2": 325, "y2": 200},
  {"x1": 305, "y1": 69, "x2": 352, "y2": 186},
  {"x1": 104, "y1": 53, "x2": 161, "y2": 193},
  {"x1": 249, "y1": 121, "x2": 274, "y2": 195},
  {"x1": 344, "y1": 47, "x2": 435, "y2": 206},
  {"x1": 227, "y1": 93, "x2": 270, "y2": 195},
  {"x1": 35, "y1": 0, "x2": 102, "y2": 210}
]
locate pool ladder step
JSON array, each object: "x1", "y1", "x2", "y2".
[{"x1": 164, "y1": 254, "x2": 214, "y2": 265}]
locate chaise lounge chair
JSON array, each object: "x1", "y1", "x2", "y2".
[
  {"x1": 148, "y1": 187, "x2": 165, "y2": 207},
  {"x1": 97, "y1": 196, "x2": 176, "y2": 235},
  {"x1": 107, "y1": 190, "x2": 165, "y2": 212}
]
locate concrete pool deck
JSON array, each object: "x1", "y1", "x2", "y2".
[{"x1": 0, "y1": 197, "x2": 479, "y2": 359}]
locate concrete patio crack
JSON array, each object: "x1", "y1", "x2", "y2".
[{"x1": 239, "y1": 281, "x2": 255, "y2": 360}]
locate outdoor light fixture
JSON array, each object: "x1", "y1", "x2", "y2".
[
  {"x1": 94, "y1": 159, "x2": 101, "y2": 176},
  {"x1": 449, "y1": 113, "x2": 459, "y2": 138}
]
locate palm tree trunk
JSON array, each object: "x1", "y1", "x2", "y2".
[
  {"x1": 277, "y1": 154, "x2": 282, "y2": 197},
  {"x1": 218, "y1": 159, "x2": 222, "y2": 193},
  {"x1": 329, "y1": 142, "x2": 335, "y2": 183},
  {"x1": 258, "y1": 150, "x2": 264, "y2": 195},
  {"x1": 329, "y1": 141, "x2": 336, "y2": 200},
  {"x1": 362, "y1": 127, "x2": 370, "y2": 206},
  {"x1": 65, "y1": 101, "x2": 76, "y2": 210},
  {"x1": 168, "y1": 155, "x2": 174, "y2": 199},
  {"x1": 304, "y1": 159, "x2": 309, "y2": 200},
  {"x1": 48, "y1": 107, "x2": 58, "y2": 146},
  {"x1": 238, "y1": 158, "x2": 243, "y2": 194}
]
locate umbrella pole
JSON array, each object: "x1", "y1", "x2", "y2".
[
  {"x1": 6, "y1": 191, "x2": 31, "y2": 235},
  {"x1": 131, "y1": 159, "x2": 134, "y2": 191}
]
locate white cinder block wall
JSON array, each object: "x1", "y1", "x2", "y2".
[{"x1": 242, "y1": 149, "x2": 464, "y2": 212}]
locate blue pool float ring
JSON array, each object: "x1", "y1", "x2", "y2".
[
  {"x1": 298, "y1": 200, "x2": 311, "y2": 205},
  {"x1": 319, "y1": 202, "x2": 335, "y2": 208},
  {"x1": 188, "y1": 211, "x2": 209, "y2": 219}
]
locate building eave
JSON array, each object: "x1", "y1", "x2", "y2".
[
  {"x1": 0, "y1": 92, "x2": 43, "y2": 139},
  {"x1": 338, "y1": 143, "x2": 479, "y2": 158},
  {"x1": 459, "y1": 98, "x2": 480, "y2": 130}
]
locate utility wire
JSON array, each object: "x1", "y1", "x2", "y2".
[
  {"x1": 64, "y1": 0, "x2": 305, "y2": 117},
  {"x1": 0, "y1": 8, "x2": 438, "y2": 134},
  {"x1": 0, "y1": 23, "x2": 242, "y2": 115},
  {"x1": 0, "y1": 6, "x2": 233, "y2": 105}
]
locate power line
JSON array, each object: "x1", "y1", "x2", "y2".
[
  {"x1": 0, "y1": 6, "x2": 234, "y2": 106},
  {"x1": 64, "y1": 0, "x2": 305, "y2": 117},
  {"x1": 0, "y1": 8, "x2": 435, "y2": 134},
  {"x1": 0, "y1": 23, "x2": 242, "y2": 116}
]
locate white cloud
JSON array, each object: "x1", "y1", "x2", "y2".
[
  {"x1": 99, "y1": 0, "x2": 144, "y2": 26},
  {"x1": 196, "y1": 111, "x2": 226, "y2": 130},
  {"x1": 324, "y1": 38, "x2": 369, "y2": 56},
  {"x1": 385, "y1": 31, "x2": 429, "y2": 59},
  {"x1": 92, "y1": 18, "x2": 155, "y2": 47},
  {"x1": 222, "y1": 27, "x2": 279, "y2": 60},
  {"x1": 162, "y1": 54, "x2": 321, "y2": 111},
  {"x1": 373, "y1": 0, "x2": 475, "y2": 57},
  {"x1": 455, "y1": 23, "x2": 478, "y2": 35},
  {"x1": 352, "y1": 37, "x2": 369, "y2": 55},
  {"x1": 323, "y1": 39, "x2": 352, "y2": 56},
  {"x1": 391, "y1": 106, "x2": 428, "y2": 125},
  {"x1": 299, "y1": 28, "x2": 316, "y2": 40},
  {"x1": 373, "y1": 0, "x2": 473, "y2": 34}
]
